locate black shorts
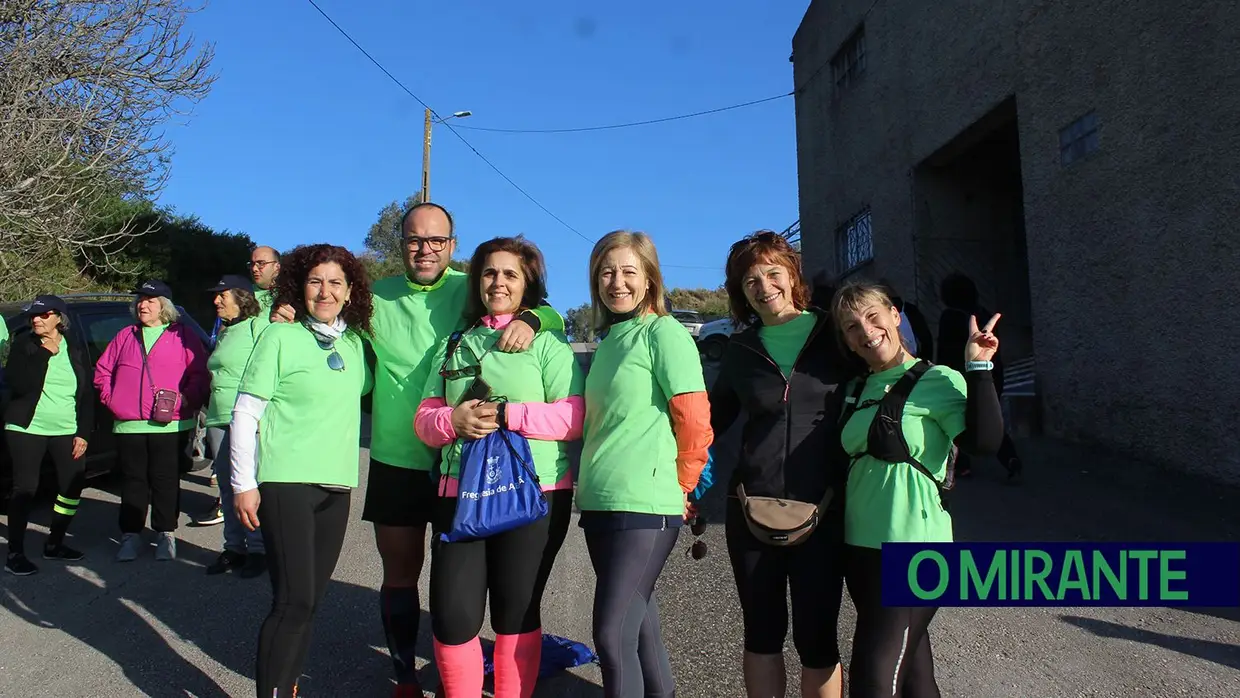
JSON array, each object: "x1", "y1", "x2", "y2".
[{"x1": 361, "y1": 459, "x2": 437, "y2": 527}]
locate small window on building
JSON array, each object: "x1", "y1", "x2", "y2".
[
  {"x1": 831, "y1": 25, "x2": 866, "y2": 91},
  {"x1": 836, "y1": 208, "x2": 874, "y2": 274},
  {"x1": 1059, "y1": 111, "x2": 1100, "y2": 166}
]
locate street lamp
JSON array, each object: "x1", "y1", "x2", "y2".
[{"x1": 421, "y1": 108, "x2": 472, "y2": 203}]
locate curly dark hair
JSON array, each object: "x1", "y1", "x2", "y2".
[
  {"x1": 229, "y1": 287, "x2": 262, "y2": 321},
  {"x1": 271, "y1": 243, "x2": 374, "y2": 334},
  {"x1": 723, "y1": 230, "x2": 811, "y2": 328},
  {"x1": 464, "y1": 236, "x2": 548, "y2": 325}
]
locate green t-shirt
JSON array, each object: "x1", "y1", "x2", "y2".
[
  {"x1": 839, "y1": 359, "x2": 968, "y2": 549},
  {"x1": 367, "y1": 270, "x2": 566, "y2": 471},
  {"x1": 114, "y1": 324, "x2": 194, "y2": 434},
  {"x1": 578, "y1": 313, "x2": 706, "y2": 515},
  {"x1": 252, "y1": 288, "x2": 274, "y2": 331},
  {"x1": 758, "y1": 310, "x2": 816, "y2": 376},
  {"x1": 6, "y1": 339, "x2": 76, "y2": 437},
  {"x1": 423, "y1": 324, "x2": 585, "y2": 485},
  {"x1": 0, "y1": 321, "x2": 9, "y2": 361},
  {"x1": 205, "y1": 317, "x2": 261, "y2": 427},
  {"x1": 238, "y1": 322, "x2": 373, "y2": 488}
]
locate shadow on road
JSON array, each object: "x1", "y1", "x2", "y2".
[{"x1": 1058, "y1": 615, "x2": 1240, "y2": 672}]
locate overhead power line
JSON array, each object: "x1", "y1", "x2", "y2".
[
  {"x1": 303, "y1": 0, "x2": 593, "y2": 246},
  {"x1": 454, "y1": 92, "x2": 792, "y2": 134}
]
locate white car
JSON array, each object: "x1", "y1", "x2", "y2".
[
  {"x1": 696, "y1": 317, "x2": 734, "y2": 361},
  {"x1": 671, "y1": 309, "x2": 705, "y2": 338}
]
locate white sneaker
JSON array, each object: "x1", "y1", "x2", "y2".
[
  {"x1": 155, "y1": 532, "x2": 177, "y2": 561},
  {"x1": 116, "y1": 533, "x2": 143, "y2": 562}
]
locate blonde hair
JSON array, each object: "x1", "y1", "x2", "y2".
[
  {"x1": 131, "y1": 296, "x2": 180, "y2": 325},
  {"x1": 588, "y1": 230, "x2": 669, "y2": 333}
]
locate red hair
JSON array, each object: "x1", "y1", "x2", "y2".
[{"x1": 723, "y1": 231, "x2": 810, "y2": 327}]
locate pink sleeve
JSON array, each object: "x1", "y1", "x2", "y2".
[
  {"x1": 93, "y1": 332, "x2": 123, "y2": 407},
  {"x1": 505, "y1": 395, "x2": 585, "y2": 441},
  {"x1": 414, "y1": 397, "x2": 457, "y2": 448}
]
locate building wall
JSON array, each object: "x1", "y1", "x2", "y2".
[{"x1": 793, "y1": 0, "x2": 1240, "y2": 481}]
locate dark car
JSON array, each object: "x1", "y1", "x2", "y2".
[{"x1": 0, "y1": 293, "x2": 213, "y2": 495}]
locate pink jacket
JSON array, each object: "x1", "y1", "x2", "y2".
[{"x1": 94, "y1": 323, "x2": 211, "y2": 423}]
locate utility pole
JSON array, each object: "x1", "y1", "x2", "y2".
[
  {"x1": 419, "y1": 109, "x2": 471, "y2": 205},
  {"x1": 421, "y1": 107, "x2": 432, "y2": 204}
]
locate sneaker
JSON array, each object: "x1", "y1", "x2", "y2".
[
  {"x1": 155, "y1": 532, "x2": 177, "y2": 561},
  {"x1": 5, "y1": 553, "x2": 38, "y2": 576},
  {"x1": 239, "y1": 552, "x2": 267, "y2": 579},
  {"x1": 116, "y1": 533, "x2": 143, "y2": 562},
  {"x1": 193, "y1": 499, "x2": 224, "y2": 526},
  {"x1": 43, "y1": 544, "x2": 85, "y2": 561},
  {"x1": 206, "y1": 550, "x2": 247, "y2": 575}
]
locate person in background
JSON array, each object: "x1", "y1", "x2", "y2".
[
  {"x1": 709, "y1": 232, "x2": 851, "y2": 698},
  {"x1": 576, "y1": 230, "x2": 712, "y2": 698},
  {"x1": 230, "y1": 243, "x2": 374, "y2": 698},
  {"x1": 877, "y1": 278, "x2": 934, "y2": 360},
  {"x1": 831, "y1": 280, "x2": 1003, "y2": 698},
  {"x1": 414, "y1": 235, "x2": 585, "y2": 698},
  {"x1": 269, "y1": 202, "x2": 564, "y2": 697},
  {"x1": 199, "y1": 275, "x2": 267, "y2": 578},
  {"x1": 4, "y1": 296, "x2": 94, "y2": 576},
  {"x1": 94, "y1": 280, "x2": 210, "y2": 562},
  {"x1": 249, "y1": 245, "x2": 281, "y2": 329},
  {"x1": 935, "y1": 272, "x2": 1023, "y2": 480}
]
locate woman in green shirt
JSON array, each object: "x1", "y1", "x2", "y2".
[
  {"x1": 577, "y1": 230, "x2": 714, "y2": 698},
  {"x1": 4, "y1": 295, "x2": 94, "y2": 576},
  {"x1": 200, "y1": 274, "x2": 267, "y2": 578},
  {"x1": 831, "y1": 280, "x2": 1004, "y2": 698},
  {"x1": 229, "y1": 244, "x2": 374, "y2": 698}
]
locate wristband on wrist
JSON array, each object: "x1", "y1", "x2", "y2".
[
  {"x1": 966, "y1": 360, "x2": 994, "y2": 372},
  {"x1": 517, "y1": 309, "x2": 542, "y2": 333},
  {"x1": 497, "y1": 401, "x2": 508, "y2": 429}
]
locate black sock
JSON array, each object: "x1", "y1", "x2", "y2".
[{"x1": 381, "y1": 585, "x2": 421, "y2": 685}]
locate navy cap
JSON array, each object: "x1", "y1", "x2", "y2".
[
  {"x1": 132, "y1": 279, "x2": 173, "y2": 299},
  {"x1": 22, "y1": 294, "x2": 68, "y2": 317},
  {"x1": 207, "y1": 274, "x2": 252, "y2": 294}
]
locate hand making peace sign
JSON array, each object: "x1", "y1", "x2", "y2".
[{"x1": 965, "y1": 313, "x2": 1002, "y2": 363}]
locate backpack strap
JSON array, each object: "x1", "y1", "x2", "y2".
[
  {"x1": 878, "y1": 360, "x2": 953, "y2": 509},
  {"x1": 431, "y1": 330, "x2": 468, "y2": 485}
]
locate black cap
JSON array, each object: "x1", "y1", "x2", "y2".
[
  {"x1": 207, "y1": 274, "x2": 252, "y2": 294},
  {"x1": 22, "y1": 294, "x2": 68, "y2": 317},
  {"x1": 132, "y1": 279, "x2": 173, "y2": 299}
]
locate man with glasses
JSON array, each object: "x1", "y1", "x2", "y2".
[
  {"x1": 248, "y1": 246, "x2": 281, "y2": 330},
  {"x1": 271, "y1": 202, "x2": 563, "y2": 697}
]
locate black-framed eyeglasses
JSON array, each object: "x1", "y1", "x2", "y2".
[
  {"x1": 246, "y1": 260, "x2": 277, "y2": 269},
  {"x1": 403, "y1": 236, "x2": 452, "y2": 252},
  {"x1": 440, "y1": 365, "x2": 482, "y2": 380},
  {"x1": 684, "y1": 516, "x2": 708, "y2": 560}
]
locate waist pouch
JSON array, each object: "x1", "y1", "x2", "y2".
[{"x1": 735, "y1": 483, "x2": 833, "y2": 547}]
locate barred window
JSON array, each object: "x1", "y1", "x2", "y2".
[
  {"x1": 1059, "y1": 111, "x2": 1100, "y2": 166},
  {"x1": 836, "y1": 208, "x2": 874, "y2": 274},
  {"x1": 831, "y1": 25, "x2": 866, "y2": 91}
]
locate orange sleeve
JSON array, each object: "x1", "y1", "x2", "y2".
[{"x1": 668, "y1": 391, "x2": 714, "y2": 493}]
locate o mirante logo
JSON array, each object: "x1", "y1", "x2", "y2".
[{"x1": 880, "y1": 542, "x2": 1240, "y2": 607}]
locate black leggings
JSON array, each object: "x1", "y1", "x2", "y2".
[
  {"x1": 255, "y1": 483, "x2": 350, "y2": 698},
  {"x1": 116, "y1": 432, "x2": 182, "y2": 533},
  {"x1": 429, "y1": 489, "x2": 573, "y2": 644},
  {"x1": 5, "y1": 431, "x2": 85, "y2": 556},
  {"x1": 845, "y1": 545, "x2": 941, "y2": 698},
  {"x1": 584, "y1": 522, "x2": 680, "y2": 698},
  {"x1": 725, "y1": 496, "x2": 844, "y2": 668}
]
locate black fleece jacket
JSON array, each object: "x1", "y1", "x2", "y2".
[
  {"x1": 708, "y1": 308, "x2": 862, "y2": 508},
  {"x1": 3, "y1": 332, "x2": 94, "y2": 440}
]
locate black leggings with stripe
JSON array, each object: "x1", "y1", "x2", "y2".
[
  {"x1": 5, "y1": 431, "x2": 85, "y2": 556},
  {"x1": 845, "y1": 544, "x2": 941, "y2": 698},
  {"x1": 255, "y1": 482, "x2": 350, "y2": 698}
]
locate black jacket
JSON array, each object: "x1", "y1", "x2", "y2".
[
  {"x1": 3, "y1": 331, "x2": 94, "y2": 440},
  {"x1": 708, "y1": 308, "x2": 861, "y2": 507}
]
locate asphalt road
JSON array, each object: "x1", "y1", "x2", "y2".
[{"x1": 2, "y1": 360, "x2": 1239, "y2": 697}]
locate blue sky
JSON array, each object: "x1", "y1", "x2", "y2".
[{"x1": 158, "y1": 0, "x2": 811, "y2": 310}]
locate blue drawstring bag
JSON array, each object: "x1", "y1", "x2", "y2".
[
  {"x1": 482, "y1": 634, "x2": 600, "y2": 678},
  {"x1": 438, "y1": 426, "x2": 549, "y2": 543}
]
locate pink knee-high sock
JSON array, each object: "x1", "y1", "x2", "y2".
[
  {"x1": 433, "y1": 636, "x2": 484, "y2": 697},
  {"x1": 493, "y1": 630, "x2": 542, "y2": 698}
]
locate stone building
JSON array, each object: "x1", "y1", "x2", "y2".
[{"x1": 790, "y1": 0, "x2": 1239, "y2": 482}]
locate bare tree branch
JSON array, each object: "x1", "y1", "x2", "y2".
[{"x1": 0, "y1": 0, "x2": 216, "y2": 266}]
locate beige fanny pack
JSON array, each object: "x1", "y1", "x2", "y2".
[{"x1": 735, "y1": 484, "x2": 834, "y2": 546}]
